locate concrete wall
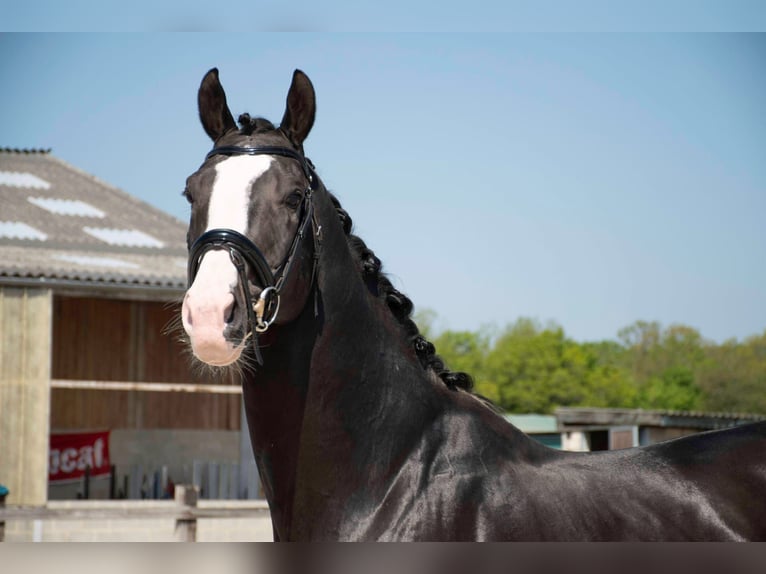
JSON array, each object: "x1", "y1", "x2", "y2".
[
  {"x1": 110, "y1": 428, "x2": 240, "y2": 475},
  {"x1": 562, "y1": 431, "x2": 589, "y2": 452},
  {"x1": 3, "y1": 500, "x2": 273, "y2": 542}
]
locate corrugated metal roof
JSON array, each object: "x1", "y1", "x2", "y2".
[
  {"x1": 555, "y1": 407, "x2": 766, "y2": 430},
  {"x1": 0, "y1": 170, "x2": 51, "y2": 189},
  {"x1": 82, "y1": 227, "x2": 165, "y2": 248},
  {"x1": 28, "y1": 197, "x2": 106, "y2": 218},
  {"x1": 0, "y1": 148, "x2": 188, "y2": 292},
  {"x1": 0, "y1": 221, "x2": 48, "y2": 241},
  {"x1": 505, "y1": 414, "x2": 558, "y2": 434}
]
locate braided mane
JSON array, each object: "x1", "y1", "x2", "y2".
[
  {"x1": 236, "y1": 114, "x2": 474, "y2": 393},
  {"x1": 327, "y1": 191, "x2": 476, "y2": 394}
]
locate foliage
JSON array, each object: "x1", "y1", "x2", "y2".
[
  {"x1": 480, "y1": 319, "x2": 637, "y2": 413},
  {"x1": 696, "y1": 331, "x2": 766, "y2": 414},
  {"x1": 420, "y1": 311, "x2": 766, "y2": 415}
]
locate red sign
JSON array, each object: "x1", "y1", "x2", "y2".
[{"x1": 49, "y1": 431, "x2": 111, "y2": 483}]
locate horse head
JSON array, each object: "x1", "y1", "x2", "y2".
[{"x1": 182, "y1": 68, "x2": 319, "y2": 367}]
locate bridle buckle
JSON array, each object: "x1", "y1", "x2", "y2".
[{"x1": 254, "y1": 286, "x2": 280, "y2": 333}]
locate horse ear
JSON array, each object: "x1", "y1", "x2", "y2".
[
  {"x1": 198, "y1": 68, "x2": 237, "y2": 142},
  {"x1": 280, "y1": 69, "x2": 315, "y2": 147}
]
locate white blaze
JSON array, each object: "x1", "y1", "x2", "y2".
[
  {"x1": 207, "y1": 155, "x2": 272, "y2": 232},
  {"x1": 183, "y1": 155, "x2": 273, "y2": 365},
  {"x1": 196, "y1": 155, "x2": 273, "y2": 294}
]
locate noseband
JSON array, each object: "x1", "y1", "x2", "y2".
[{"x1": 187, "y1": 145, "x2": 321, "y2": 365}]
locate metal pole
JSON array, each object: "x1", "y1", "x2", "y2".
[
  {"x1": 109, "y1": 465, "x2": 116, "y2": 499},
  {"x1": 83, "y1": 466, "x2": 90, "y2": 500}
]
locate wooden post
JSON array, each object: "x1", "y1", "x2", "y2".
[
  {"x1": 0, "y1": 287, "x2": 52, "y2": 507},
  {"x1": 174, "y1": 484, "x2": 199, "y2": 542}
]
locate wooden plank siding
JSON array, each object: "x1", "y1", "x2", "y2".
[{"x1": 50, "y1": 295, "x2": 240, "y2": 431}]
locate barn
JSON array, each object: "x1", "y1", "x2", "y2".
[
  {"x1": 0, "y1": 148, "x2": 254, "y2": 506},
  {"x1": 555, "y1": 406, "x2": 766, "y2": 451}
]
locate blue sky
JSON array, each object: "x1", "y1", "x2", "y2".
[
  {"x1": 1, "y1": 33, "x2": 765, "y2": 343},
  {"x1": 2, "y1": 2, "x2": 766, "y2": 32}
]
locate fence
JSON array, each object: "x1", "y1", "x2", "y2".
[
  {"x1": 119, "y1": 460, "x2": 261, "y2": 500},
  {"x1": 0, "y1": 485, "x2": 273, "y2": 542},
  {"x1": 52, "y1": 460, "x2": 261, "y2": 502},
  {"x1": 48, "y1": 378, "x2": 261, "y2": 502}
]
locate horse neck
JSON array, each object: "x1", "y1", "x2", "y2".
[
  {"x1": 241, "y1": 187, "x2": 450, "y2": 538},
  {"x1": 305, "y1": 185, "x2": 445, "y2": 447}
]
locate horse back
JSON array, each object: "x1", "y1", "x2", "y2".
[
  {"x1": 641, "y1": 420, "x2": 766, "y2": 539},
  {"x1": 391, "y1": 413, "x2": 766, "y2": 541},
  {"x1": 508, "y1": 420, "x2": 766, "y2": 541}
]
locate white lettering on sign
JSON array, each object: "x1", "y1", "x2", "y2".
[
  {"x1": 60, "y1": 448, "x2": 78, "y2": 474},
  {"x1": 49, "y1": 436, "x2": 108, "y2": 478}
]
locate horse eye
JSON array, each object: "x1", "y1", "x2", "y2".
[{"x1": 285, "y1": 190, "x2": 303, "y2": 210}]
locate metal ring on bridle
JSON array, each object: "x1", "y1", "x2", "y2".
[{"x1": 254, "y1": 286, "x2": 280, "y2": 333}]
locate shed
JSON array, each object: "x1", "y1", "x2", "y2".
[
  {"x1": 505, "y1": 414, "x2": 561, "y2": 449},
  {"x1": 0, "y1": 149, "x2": 245, "y2": 505},
  {"x1": 555, "y1": 407, "x2": 766, "y2": 451}
]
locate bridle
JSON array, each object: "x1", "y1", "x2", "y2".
[{"x1": 187, "y1": 144, "x2": 321, "y2": 365}]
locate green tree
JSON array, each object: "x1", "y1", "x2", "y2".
[
  {"x1": 697, "y1": 331, "x2": 766, "y2": 414},
  {"x1": 414, "y1": 311, "x2": 766, "y2": 416},
  {"x1": 582, "y1": 363, "x2": 639, "y2": 409},
  {"x1": 638, "y1": 366, "x2": 701, "y2": 411},
  {"x1": 618, "y1": 321, "x2": 706, "y2": 411},
  {"x1": 481, "y1": 319, "x2": 636, "y2": 413},
  {"x1": 483, "y1": 319, "x2": 563, "y2": 412}
]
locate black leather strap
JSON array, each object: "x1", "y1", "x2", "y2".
[
  {"x1": 206, "y1": 145, "x2": 314, "y2": 181},
  {"x1": 188, "y1": 228, "x2": 276, "y2": 291}
]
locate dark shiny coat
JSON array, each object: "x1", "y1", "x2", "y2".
[
  {"x1": 188, "y1": 68, "x2": 766, "y2": 541},
  {"x1": 245, "y1": 196, "x2": 766, "y2": 540}
]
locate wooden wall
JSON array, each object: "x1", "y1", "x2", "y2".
[
  {"x1": 0, "y1": 287, "x2": 52, "y2": 505},
  {"x1": 50, "y1": 295, "x2": 240, "y2": 431}
]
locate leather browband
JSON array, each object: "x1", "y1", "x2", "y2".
[{"x1": 206, "y1": 145, "x2": 314, "y2": 182}]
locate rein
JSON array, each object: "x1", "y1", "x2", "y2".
[{"x1": 187, "y1": 145, "x2": 321, "y2": 365}]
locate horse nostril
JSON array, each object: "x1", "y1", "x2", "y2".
[
  {"x1": 182, "y1": 292, "x2": 194, "y2": 330},
  {"x1": 224, "y1": 298, "x2": 237, "y2": 324}
]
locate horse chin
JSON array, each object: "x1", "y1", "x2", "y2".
[{"x1": 191, "y1": 336, "x2": 245, "y2": 367}]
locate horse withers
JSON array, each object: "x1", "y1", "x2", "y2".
[{"x1": 180, "y1": 67, "x2": 766, "y2": 541}]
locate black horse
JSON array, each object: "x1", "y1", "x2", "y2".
[{"x1": 180, "y1": 68, "x2": 766, "y2": 541}]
